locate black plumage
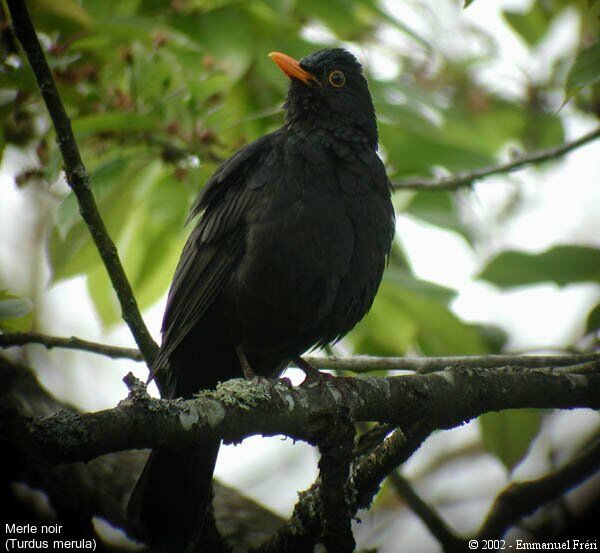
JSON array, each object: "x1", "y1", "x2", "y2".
[{"x1": 127, "y1": 48, "x2": 395, "y2": 550}]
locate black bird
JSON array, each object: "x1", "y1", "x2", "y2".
[{"x1": 127, "y1": 48, "x2": 395, "y2": 549}]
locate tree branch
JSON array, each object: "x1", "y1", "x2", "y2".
[
  {"x1": 316, "y1": 411, "x2": 356, "y2": 553},
  {"x1": 26, "y1": 363, "x2": 600, "y2": 464},
  {"x1": 11, "y1": 358, "x2": 597, "y2": 553},
  {"x1": 6, "y1": 0, "x2": 158, "y2": 366},
  {"x1": 389, "y1": 472, "x2": 467, "y2": 553},
  {"x1": 2, "y1": 331, "x2": 597, "y2": 373},
  {"x1": 304, "y1": 353, "x2": 600, "y2": 373},
  {"x1": 477, "y1": 435, "x2": 600, "y2": 539},
  {"x1": 0, "y1": 356, "x2": 284, "y2": 553},
  {"x1": 0, "y1": 332, "x2": 143, "y2": 361},
  {"x1": 391, "y1": 126, "x2": 600, "y2": 191},
  {"x1": 256, "y1": 421, "x2": 435, "y2": 552},
  {"x1": 257, "y1": 384, "x2": 598, "y2": 552},
  {"x1": 22, "y1": 362, "x2": 597, "y2": 552}
]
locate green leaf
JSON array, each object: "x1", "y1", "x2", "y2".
[
  {"x1": 384, "y1": 269, "x2": 457, "y2": 305},
  {"x1": 502, "y1": 4, "x2": 552, "y2": 47},
  {"x1": 295, "y1": 0, "x2": 376, "y2": 40},
  {"x1": 474, "y1": 323, "x2": 508, "y2": 354},
  {"x1": 480, "y1": 410, "x2": 542, "y2": 470},
  {"x1": 478, "y1": 246, "x2": 600, "y2": 288},
  {"x1": 405, "y1": 191, "x2": 473, "y2": 243},
  {"x1": 351, "y1": 279, "x2": 489, "y2": 356},
  {"x1": 86, "y1": 264, "x2": 121, "y2": 327},
  {"x1": 0, "y1": 125, "x2": 4, "y2": 167},
  {"x1": 0, "y1": 291, "x2": 33, "y2": 332},
  {"x1": 121, "y1": 171, "x2": 188, "y2": 312},
  {"x1": 48, "y1": 156, "x2": 146, "y2": 283},
  {"x1": 390, "y1": 284, "x2": 489, "y2": 355},
  {"x1": 169, "y1": 6, "x2": 263, "y2": 80},
  {"x1": 55, "y1": 157, "x2": 131, "y2": 238},
  {"x1": 585, "y1": 303, "x2": 600, "y2": 335},
  {"x1": 351, "y1": 291, "x2": 418, "y2": 357},
  {"x1": 520, "y1": 109, "x2": 565, "y2": 150},
  {"x1": 72, "y1": 162, "x2": 187, "y2": 326},
  {"x1": 32, "y1": 0, "x2": 92, "y2": 27},
  {"x1": 565, "y1": 40, "x2": 600, "y2": 98},
  {"x1": 364, "y1": 0, "x2": 430, "y2": 49},
  {"x1": 463, "y1": 0, "x2": 476, "y2": 7},
  {"x1": 380, "y1": 121, "x2": 494, "y2": 177},
  {"x1": 72, "y1": 112, "x2": 160, "y2": 141}
]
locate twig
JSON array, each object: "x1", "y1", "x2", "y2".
[
  {"x1": 6, "y1": 0, "x2": 158, "y2": 366},
  {"x1": 2, "y1": 332, "x2": 598, "y2": 373},
  {"x1": 477, "y1": 435, "x2": 600, "y2": 539},
  {"x1": 303, "y1": 353, "x2": 600, "y2": 373},
  {"x1": 355, "y1": 422, "x2": 396, "y2": 456},
  {"x1": 0, "y1": 332, "x2": 143, "y2": 361},
  {"x1": 123, "y1": 371, "x2": 151, "y2": 401},
  {"x1": 389, "y1": 472, "x2": 467, "y2": 553},
  {"x1": 353, "y1": 424, "x2": 432, "y2": 508},
  {"x1": 409, "y1": 440, "x2": 482, "y2": 480},
  {"x1": 392, "y1": 126, "x2": 600, "y2": 191}
]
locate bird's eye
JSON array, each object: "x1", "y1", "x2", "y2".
[{"x1": 328, "y1": 70, "x2": 345, "y2": 88}]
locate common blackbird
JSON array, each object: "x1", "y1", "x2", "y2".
[{"x1": 127, "y1": 48, "x2": 395, "y2": 549}]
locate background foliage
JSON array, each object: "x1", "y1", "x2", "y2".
[{"x1": 1, "y1": 0, "x2": 599, "y2": 547}]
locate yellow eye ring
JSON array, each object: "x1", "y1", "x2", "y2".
[{"x1": 328, "y1": 70, "x2": 345, "y2": 88}]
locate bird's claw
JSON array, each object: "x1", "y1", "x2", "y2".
[{"x1": 295, "y1": 356, "x2": 335, "y2": 386}]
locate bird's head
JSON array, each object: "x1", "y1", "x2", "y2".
[{"x1": 269, "y1": 48, "x2": 377, "y2": 148}]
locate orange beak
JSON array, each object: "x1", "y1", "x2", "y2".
[{"x1": 269, "y1": 52, "x2": 321, "y2": 86}]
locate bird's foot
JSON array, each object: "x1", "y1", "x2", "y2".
[
  {"x1": 234, "y1": 345, "x2": 272, "y2": 385},
  {"x1": 295, "y1": 356, "x2": 335, "y2": 386},
  {"x1": 235, "y1": 345, "x2": 259, "y2": 380}
]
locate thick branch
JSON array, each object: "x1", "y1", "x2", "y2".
[
  {"x1": 0, "y1": 356, "x2": 284, "y2": 553},
  {"x1": 0, "y1": 332, "x2": 143, "y2": 361},
  {"x1": 477, "y1": 436, "x2": 600, "y2": 539},
  {"x1": 6, "y1": 0, "x2": 158, "y2": 366},
  {"x1": 392, "y1": 126, "x2": 600, "y2": 191},
  {"x1": 256, "y1": 421, "x2": 435, "y2": 552},
  {"x1": 11, "y1": 358, "x2": 597, "y2": 553},
  {"x1": 27, "y1": 364, "x2": 600, "y2": 463},
  {"x1": 22, "y1": 363, "x2": 597, "y2": 551},
  {"x1": 316, "y1": 412, "x2": 356, "y2": 553},
  {"x1": 389, "y1": 472, "x2": 466, "y2": 552}
]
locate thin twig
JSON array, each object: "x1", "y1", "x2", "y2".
[
  {"x1": 0, "y1": 332, "x2": 143, "y2": 361},
  {"x1": 6, "y1": 0, "x2": 158, "y2": 366},
  {"x1": 477, "y1": 435, "x2": 600, "y2": 539},
  {"x1": 2, "y1": 331, "x2": 597, "y2": 375},
  {"x1": 389, "y1": 472, "x2": 467, "y2": 553},
  {"x1": 303, "y1": 353, "x2": 600, "y2": 373},
  {"x1": 392, "y1": 127, "x2": 600, "y2": 191},
  {"x1": 2, "y1": 332, "x2": 598, "y2": 373}
]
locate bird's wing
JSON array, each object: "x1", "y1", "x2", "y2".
[{"x1": 152, "y1": 132, "x2": 281, "y2": 373}]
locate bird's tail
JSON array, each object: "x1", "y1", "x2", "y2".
[
  {"x1": 127, "y1": 438, "x2": 220, "y2": 550},
  {"x1": 127, "y1": 345, "x2": 264, "y2": 550}
]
